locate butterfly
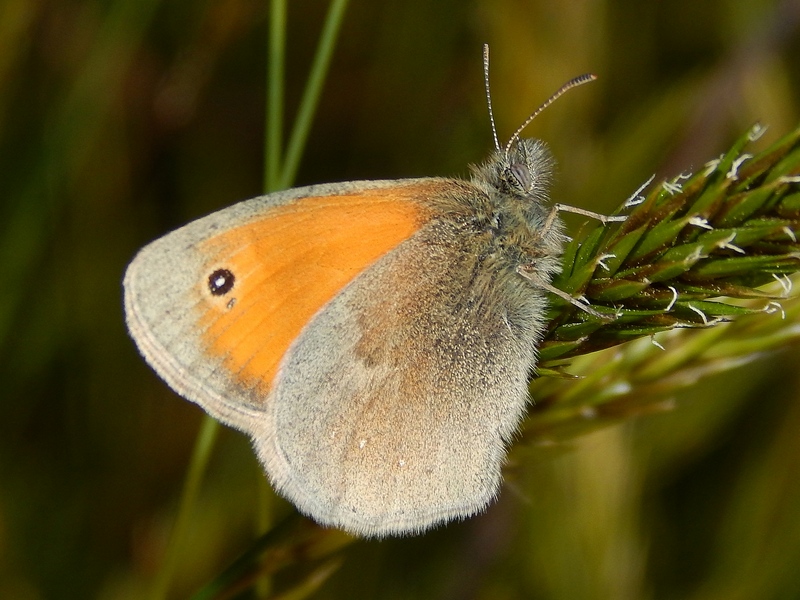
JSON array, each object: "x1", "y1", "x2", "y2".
[{"x1": 124, "y1": 45, "x2": 621, "y2": 537}]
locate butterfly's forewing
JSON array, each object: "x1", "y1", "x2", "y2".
[{"x1": 124, "y1": 181, "x2": 435, "y2": 428}]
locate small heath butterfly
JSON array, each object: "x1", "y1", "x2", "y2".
[{"x1": 124, "y1": 46, "x2": 620, "y2": 537}]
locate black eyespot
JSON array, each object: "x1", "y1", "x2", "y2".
[{"x1": 208, "y1": 269, "x2": 235, "y2": 296}]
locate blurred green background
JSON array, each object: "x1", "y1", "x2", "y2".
[{"x1": 2, "y1": 0, "x2": 800, "y2": 598}]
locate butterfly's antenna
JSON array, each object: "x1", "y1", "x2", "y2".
[
  {"x1": 483, "y1": 44, "x2": 501, "y2": 152},
  {"x1": 504, "y1": 73, "x2": 597, "y2": 156}
]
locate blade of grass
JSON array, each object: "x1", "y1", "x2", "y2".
[
  {"x1": 264, "y1": 0, "x2": 286, "y2": 193},
  {"x1": 279, "y1": 0, "x2": 351, "y2": 189},
  {"x1": 151, "y1": 417, "x2": 220, "y2": 600}
]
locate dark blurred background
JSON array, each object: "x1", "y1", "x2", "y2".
[{"x1": 2, "y1": 0, "x2": 800, "y2": 598}]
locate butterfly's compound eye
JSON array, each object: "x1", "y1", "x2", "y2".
[{"x1": 507, "y1": 163, "x2": 531, "y2": 193}]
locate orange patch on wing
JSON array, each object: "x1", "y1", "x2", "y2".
[{"x1": 197, "y1": 186, "x2": 433, "y2": 396}]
